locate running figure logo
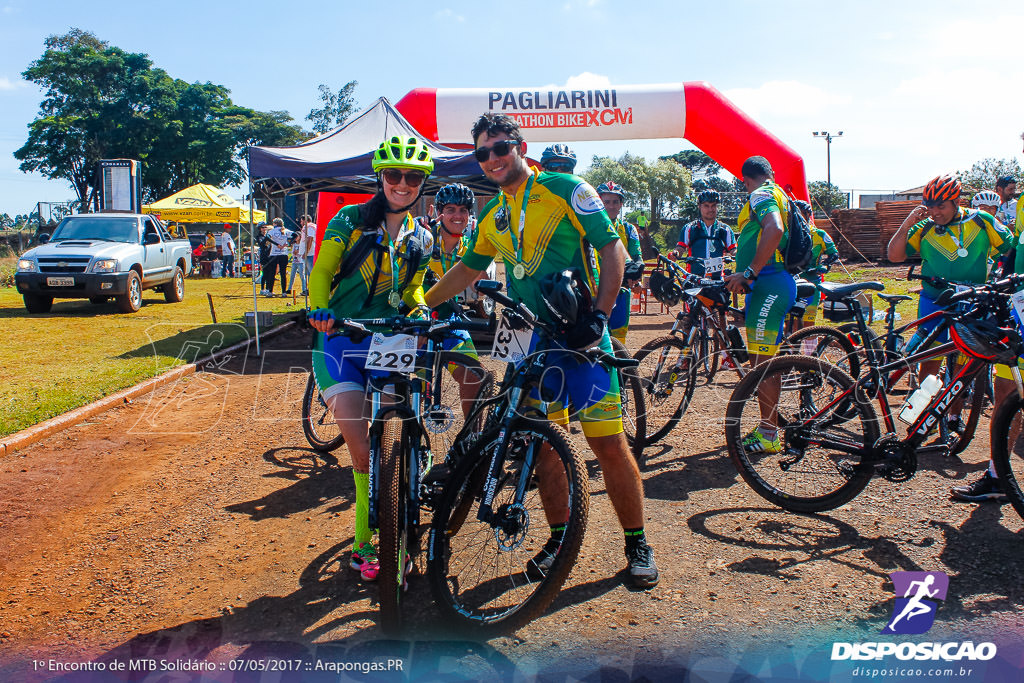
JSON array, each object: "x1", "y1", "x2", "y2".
[{"x1": 881, "y1": 571, "x2": 948, "y2": 635}]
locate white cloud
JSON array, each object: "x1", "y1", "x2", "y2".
[
  {"x1": 539, "y1": 72, "x2": 613, "y2": 91},
  {"x1": 722, "y1": 80, "x2": 853, "y2": 119},
  {"x1": 433, "y1": 8, "x2": 465, "y2": 22},
  {"x1": 0, "y1": 77, "x2": 25, "y2": 92}
]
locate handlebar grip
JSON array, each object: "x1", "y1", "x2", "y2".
[{"x1": 586, "y1": 347, "x2": 640, "y2": 369}]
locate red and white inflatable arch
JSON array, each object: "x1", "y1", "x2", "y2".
[{"x1": 396, "y1": 82, "x2": 808, "y2": 200}]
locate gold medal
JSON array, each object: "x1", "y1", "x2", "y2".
[
  {"x1": 389, "y1": 291, "x2": 401, "y2": 308},
  {"x1": 513, "y1": 263, "x2": 526, "y2": 279},
  {"x1": 956, "y1": 248, "x2": 968, "y2": 258}
]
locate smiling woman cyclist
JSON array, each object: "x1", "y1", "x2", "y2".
[{"x1": 306, "y1": 135, "x2": 434, "y2": 582}]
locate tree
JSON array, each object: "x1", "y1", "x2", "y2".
[
  {"x1": 307, "y1": 81, "x2": 358, "y2": 135},
  {"x1": 16, "y1": 29, "x2": 308, "y2": 205},
  {"x1": 582, "y1": 153, "x2": 691, "y2": 254},
  {"x1": 958, "y1": 158, "x2": 1022, "y2": 194},
  {"x1": 808, "y1": 181, "x2": 848, "y2": 214},
  {"x1": 661, "y1": 149, "x2": 722, "y2": 180}
]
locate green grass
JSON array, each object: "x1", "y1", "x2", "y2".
[
  {"x1": 1, "y1": 275, "x2": 305, "y2": 438},
  {"x1": 822, "y1": 262, "x2": 920, "y2": 335}
]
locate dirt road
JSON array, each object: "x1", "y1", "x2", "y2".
[{"x1": 1, "y1": 317, "x2": 1023, "y2": 682}]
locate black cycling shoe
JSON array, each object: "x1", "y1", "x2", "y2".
[
  {"x1": 626, "y1": 540, "x2": 659, "y2": 588},
  {"x1": 525, "y1": 537, "x2": 561, "y2": 581}
]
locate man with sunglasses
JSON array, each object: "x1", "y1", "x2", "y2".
[
  {"x1": 424, "y1": 113, "x2": 659, "y2": 589},
  {"x1": 540, "y1": 144, "x2": 577, "y2": 174},
  {"x1": 888, "y1": 174, "x2": 1012, "y2": 425}
]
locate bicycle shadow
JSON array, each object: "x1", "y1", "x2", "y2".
[
  {"x1": 63, "y1": 540, "x2": 518, "y2": 681},
  {"x1": 224, "y1": 446, "x2": 352, "y2": 521},
  {"x1": 640, "y1": 446, "x2": 740, "y2": 502},
  {"x1": 688, "y1": 507, "x2": 919, "y2": 582}
]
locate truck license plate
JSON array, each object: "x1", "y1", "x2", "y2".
[{"x1": 46, "y1": 277, "x2": 74, "y2": 287}]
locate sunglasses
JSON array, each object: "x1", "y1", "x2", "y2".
[
  {"x1": 474, "y1": 139, "x2": 520, "y2": 163},
  {"x1": 381, "y1": 169, "x2": 426, "y2": 187}
]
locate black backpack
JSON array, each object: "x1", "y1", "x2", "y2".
[{"x1": 782, "y1": 199, "x2": 815, "y2": 275}]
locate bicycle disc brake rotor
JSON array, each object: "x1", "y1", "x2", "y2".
[
  {"x1": 493, "y1": 503, "x2": 529, "y2": 551},
  {"x1": 425, "y1": 404, "x2": 456, "y2": 434}
]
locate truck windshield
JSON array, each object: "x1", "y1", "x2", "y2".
[{"x1": 51, "y1": 217, "x2": 139, "y2": 243}]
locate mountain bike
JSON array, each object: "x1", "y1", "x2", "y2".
[
  {"x1": 787, "y1": 268, "x2": 987, "y2": 456},
  {"x1": 326, "y1": 314, "x2": 492, "y2": 634},
  {"x1": 426, "y1": 280, "x2": 637, "y2": 635},
  {"x1": 634, "y1": 255, "x2": 852, "y2": 457},
  {"x1": 724, "y1": 275, "x2": 1024, "y2": 513}
]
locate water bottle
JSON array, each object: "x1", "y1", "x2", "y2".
[{"x1": 898, "y1": 374, "x2": 943, "y2": 424}]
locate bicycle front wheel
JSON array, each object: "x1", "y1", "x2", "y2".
[
  {"x1": 426, "y1": 352, "x2": 494, "y2": 461},
  {"x1": 301, "y1": 372, "x2": 345, "y2": 452},
  {"x1": 427, "y1": 419, "x2": 588, "y2": 636},
  {"x1": 634, "y1": 335, "x2": 697, "y2": 445},
  {"x1": 377, "y1": 415, "x2": 409, "y2": 635},
  {"x1": 724, "y1": 354, "x2": 878, "y2": 512},
  {"x1": 991, "y1": 394, "x2": 1024, "y2": 522}
]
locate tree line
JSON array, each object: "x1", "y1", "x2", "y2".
[{"x1": 13, "y1": 28, "x2": 361, "y2": 209}]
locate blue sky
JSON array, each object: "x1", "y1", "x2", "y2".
[{"x1": 1, "y1": 0, "x2": 1022, "y2": 214}]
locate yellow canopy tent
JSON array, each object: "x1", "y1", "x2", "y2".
[{"x1": 142, "y1": 183, "x2": 266, "y2": 223}]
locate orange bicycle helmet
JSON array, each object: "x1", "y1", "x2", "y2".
[{"x1": 923, "y1": 174, "x2": 961, "y2": 206}]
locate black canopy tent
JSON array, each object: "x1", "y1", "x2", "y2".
[
  {"x1": 243, "y1": 97, "x2": 497, "y2": 354},
  {"x1": 247, "y1": 97, "x2": 494, "y2": 197}
]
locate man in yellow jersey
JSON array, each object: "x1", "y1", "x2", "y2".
[
  {"x1": 723, "y1": 156, "x2": 797, "y2": 455},
  {"x1": 597, "y1": 181, "x2": 644, "y2": 344},
  {"x1": 425, "y1": 113, "x2": 658, "y2": 588}
]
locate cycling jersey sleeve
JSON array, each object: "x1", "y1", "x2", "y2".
[
  {"x1": 625, "y1": 223, "x2": 642, "y2": 260},
  {"x1": 461, "y1": 197, "x2": 500, "y2": 271},
  {"x1": 749, "y1": 188, "x2": 781, "y2": 222},
  {"x1": 979, "y1": 211, "x2": 1012, "y2": 255},
  {"x1": 905, "y1": 218, "x2": 931, "y2": 257},
  {"x1": 724, "y1": 226, "x2": 737, "y2": 251},
  {"x1": 309, "y1": 207, "x2": 358, "y2": 309},
  {"x1": 677, "y1": 223, "x2": 691, "y2": 248}
]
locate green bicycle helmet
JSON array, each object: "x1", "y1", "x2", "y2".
[{"x1": 372, "y1": 135, "x2": 435, "y2": 175}]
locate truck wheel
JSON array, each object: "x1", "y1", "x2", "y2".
[
  {"x1": 162, "y1": 267, "x2": 185, "y2": 303},
  {"x1": 89, "y1": 296, "x2": 108, "y2": 304},
  {"x1": 24, "y1": 294, "x2": 53, "y2": 314},
  {"x1": 116, "y1": 271, "x2": 143, "y2": 313}
]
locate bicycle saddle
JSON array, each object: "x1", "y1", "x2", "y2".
[
  {"x1": 817, "y1": 281, "x2": 885, "y2": 301},
  {"x1": 877, "y1": 293, "x2": 912, "y2": 304},
  {"x1": 794, "y1": 278, "x2": 818, "y2": 299}
]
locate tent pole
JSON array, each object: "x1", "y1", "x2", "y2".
[{"x1": 248, "y1": 158, "x2": 261, "y2": 357}]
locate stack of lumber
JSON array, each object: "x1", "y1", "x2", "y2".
[
  {"x1": 876, "y1": 200, "x2": 921, "y2": 251},
  {"x1": 831, "y1": 208, "x2": 883, "y2": 260}
]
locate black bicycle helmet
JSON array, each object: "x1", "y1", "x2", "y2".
[
  {"x1": 540, "y1": 144, "x2": 577, "y2": 172},
  {"x1": 794, "y1": 199, "x2": 812, "y2": 217},
  {"x1": 696, "y1": 189, "x2": 721, "y2": 204},
  {"x1": 435, "y1": 183, "x2": 475, "y2": 211},
  {"x1": 539, "y1": 269, "x2": 590, "y2": 332},
  {"x1": 648, "y1": 268, "x2": 683, "y2": 307},
  {"x1": 951, "y1": 318, "x2": 1022, "y2": 365}
]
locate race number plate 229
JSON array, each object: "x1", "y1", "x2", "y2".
[
  {"x1": 490, "y1": 312, "x2": 534, "y2": 364},
  {"x1": 365, "y1": 333, "x2": 418, "y2": 373}
]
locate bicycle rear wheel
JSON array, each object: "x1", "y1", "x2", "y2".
[
  {"x1": 698, "y1": 311, "x2": 725, "y2": 384},
  {"x1": 426, "y1": 352, "x2": 494, "y2": 461},
  {"x1": 377, "y1": 415, "x2": 409, "y2": 635},
  {"x1": 634, "y1": 335, "x2": 697, "y2": 445},
  {"x1": 782, "y1": 325, "x2": 861, "y2": 378},
  {"x1": 301, "y1": 372, "x2": 345, "y2": 452},
  {"x1": 990, "y1": 394, "x2": 1024, "y2": 522},
  {"x1": 427, "y1": 419, "x2": 588, "y2": 636},
  {"x1": 939, "y1": 370, "x2": 985, "y2": 457},
  {"x1": 724, "y1": 355, "x2": 878, "y2": 512}
]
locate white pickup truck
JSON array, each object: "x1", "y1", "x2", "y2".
[{"x1": 15, "y1": 213, "x2": 193, "y2": 314}]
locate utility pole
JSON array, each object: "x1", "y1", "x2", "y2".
[{"x1": 812, "y1": 131, "x2": 843, "y2": 186}]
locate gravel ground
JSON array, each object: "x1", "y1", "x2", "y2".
[{"x1": 1, "y1": 303, "x2": 1023, "y2": 682}]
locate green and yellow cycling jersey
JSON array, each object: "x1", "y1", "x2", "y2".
[
  {"x1": 461, "y1": 168, "x2": 618, "y2": 324},
  {"x1": 308, "y1": 204, "x2": 428, "y2": 319},
  {"x1": 428, "y1": 229, "x2": 470, "y2": 280},
  {"x1": 614, "y1": 218, "x2": 642, "y2": 261},
  {"x1": 735, "y1": 181, "x2": 791, "y2": 273},
  {"x1": 799, "y1": 226, "x2": 838, "y2": 280},
  {"x1": 906, "y1": 208, "x2": 1011, "y2": 299}
]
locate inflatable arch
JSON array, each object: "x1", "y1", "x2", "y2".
[{"x1": 396, "y1": 82, "x2": 808, "y2": 200}]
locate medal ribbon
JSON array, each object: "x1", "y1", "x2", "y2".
[
  {"x1": 502, "y1": 174, "x2": 535, "y2": 272},
  {"x1": 383, "y1": 214, "x2": 414, "y2": 305}
]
